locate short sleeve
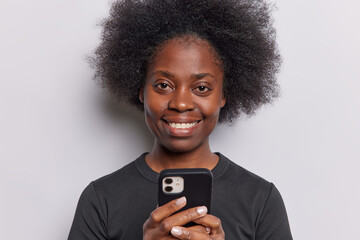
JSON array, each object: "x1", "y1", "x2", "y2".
[
  {"x1": 68, "y1": 182, "x2": 108, "y2": 240},
  {"x1": 255, "y1": 183, "x2": 292, "y2": 240}
]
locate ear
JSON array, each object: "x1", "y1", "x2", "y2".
[
  {"x1": 220, "y1": 92, "x2": 226, "y2": 108},
  {"x1": 138, "y1": 85, "x2": 144, "y2": 103}
]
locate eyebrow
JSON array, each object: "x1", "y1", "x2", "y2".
[
  {"x1": 191, "y1": 73, "x2": 216, "y2": 80},
  {"x1": 149, "y1": 70, "x2": 175, "y2": 79},
  {"x1": 149, "y1": 71, "x2": 216, "y2": 80}
]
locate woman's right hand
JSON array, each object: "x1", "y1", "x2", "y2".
[{"x1": 143, "y1": 197, "x2": 210, "y2": 239}]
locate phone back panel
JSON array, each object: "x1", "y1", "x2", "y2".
[{"x1": 158, "y1": 168, "x2": 213, "y2": 213}]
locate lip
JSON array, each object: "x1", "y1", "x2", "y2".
[
  {"x1": 161, "y1": 118, "x2": 201, "y2": 137},
  {"x1": 162, "y1": 116, "x2": 202, "y2": 123}
]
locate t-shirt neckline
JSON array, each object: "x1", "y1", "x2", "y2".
[{"x1": 135, "y1": 152, "x2": 229, "y2": 183}]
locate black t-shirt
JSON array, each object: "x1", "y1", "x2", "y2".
[{"x1": 68, "y1": 153, "x2": 292, "y2": 239}]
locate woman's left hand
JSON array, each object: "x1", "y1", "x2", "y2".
[{"x1": 170, "y1": 214, "x2": 225, "y2": 239}]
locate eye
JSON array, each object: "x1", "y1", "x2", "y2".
[
  {"x1": 197, "y1": 86, "x2": 208, "y2": 92},
  {"x1": 158, "y1": 83, "x2": 169, "y2": 89},
  {"x1": 193, "y1": 85, "x2": 211, "y2": 95},
  {"x1": 154, "y1": 82, "x2": 173, "y2": 92}
]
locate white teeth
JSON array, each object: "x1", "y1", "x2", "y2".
[{"x1": 168, "y1": 122, "x2": 198, "y2": 129}]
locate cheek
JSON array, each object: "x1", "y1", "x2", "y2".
[
  {"x1": 144, "y1": 102, "x2": 158, "y2": 121},
  {"x1": 206, "y1": 107, "x2": 221, "y2": 122},
  {"x1": 143, "y1": 102, "x2": 160, "y2": 137},
  {"x1": 143, "y1": 92, "x2": 167, "y2": 121},
  {"x1": 198, "y1": 97, "x2": 223, "y2": 119}
]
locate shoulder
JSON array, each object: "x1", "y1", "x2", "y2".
[
  {"x1": 216, "y1": 153, "x2": 277, "y2": 204},
  {"x1": 214, "y1": 154, "x2": 292, "y2": 239},
  {"x1": 90, "y1": 153, "x2": 148, "y2": 196},
  {"x1": 94, "y1": 160, "x2": 137, "y2": 185},
  {"x1": 218, "y1": 153, "x2": 271, "y2": 187}
]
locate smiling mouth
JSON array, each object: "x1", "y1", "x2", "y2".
[{"x1": 165, "y1": 121, "x2": 201, "y2": 129}]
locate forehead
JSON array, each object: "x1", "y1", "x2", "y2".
[{"x1": 147, "y1": 36, "x2": 223, "y2": 75}]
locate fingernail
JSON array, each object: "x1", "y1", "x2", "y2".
[
  {"x1": 206, "y1": 227, "x2": 211, "y2": 233},
  {"x1": 196, "y1": 206, "x2": 207, "y2": 215},
  {"x1": 171, "y1": 227, "x2": 182, "y2": 237},
  {"x1": 175, "y1": 196, "x2": 186, "y2": 206}
]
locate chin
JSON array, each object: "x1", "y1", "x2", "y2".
[{"x1": 161, "y1": 140, "x2": 202, "y2": 154}]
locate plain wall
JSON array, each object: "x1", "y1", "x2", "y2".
[{"x1": 1, "y1": 0, "x2": 359, "y2": 239}]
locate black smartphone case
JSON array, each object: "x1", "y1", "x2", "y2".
[{"x1": 158, "y1": 168, "x2": 213, "y2": 214}]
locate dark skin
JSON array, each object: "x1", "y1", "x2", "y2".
[{"x1": 140, "y1": 36, "x2": 226, "y2": 239}]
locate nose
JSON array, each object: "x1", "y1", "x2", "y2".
[{"x1": 168, "y1": 88, "x2": 195, "y2": 112}]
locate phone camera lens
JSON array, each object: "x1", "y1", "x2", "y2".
[
  {"x1": 165, "y1": 186, "x2": 173, "y2": 192},
  {"x1": 165, "y1": 178, "x2": 173, "y2": 184}
]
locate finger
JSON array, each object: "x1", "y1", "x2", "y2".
[
  {"x1": 171, "y1": 227, "x2": 212, "y2": 240},
  {"x1": 193, "y1": 214, "x2": 222, "y2": 233},
  {"x1": 187, "y1": 225, "x2": 211, "y2": 234},
  {"x1": 147, "y1": 197, "x2": 187, "y2": 227},
  {"x1": 162, "y1": 206, "x2": 207, "y2": 230},
  {"x1": 165, "y1": 236, "x2": 179, "y2": 240}
]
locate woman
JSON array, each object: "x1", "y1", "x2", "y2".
[{"x1": 68, "y1": 0, "x2": 292, "y2": 239}]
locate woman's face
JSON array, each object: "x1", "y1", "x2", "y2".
[{"x1": 140, "y1": 37, "x2": 226, "y2": 153}]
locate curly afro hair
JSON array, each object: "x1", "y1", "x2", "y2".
[{"x1": 91, "y1": 0, "x2": 281, "y2": 123}]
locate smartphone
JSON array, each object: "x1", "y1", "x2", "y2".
[{"x1": 158, "y1": 168, "x2": 213, "y2": 216}]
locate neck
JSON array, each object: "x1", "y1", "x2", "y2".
[{"x1": 145, "y1": 140, "x2": 219, "y2": 173}]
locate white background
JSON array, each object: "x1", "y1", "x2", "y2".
[{"x1": 1, "y1": 0, "x2": 359, "y2": 239}]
